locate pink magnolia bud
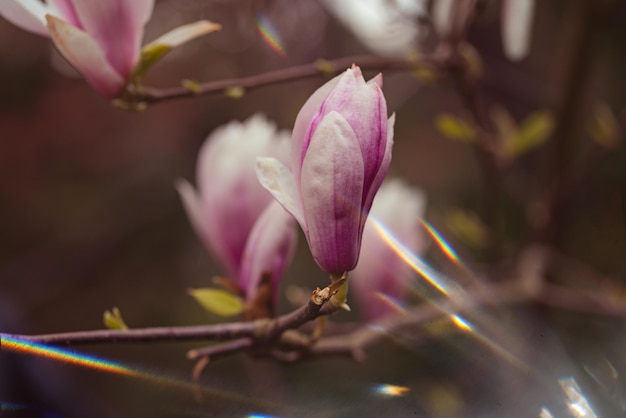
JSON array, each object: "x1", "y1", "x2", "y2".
[
  {"x1": 0, "y1": 1, "x2": 218, "y2": 98},
  {"x1": 351, "y1": 179, "x2": 426, "y2": 321},
  {"x1": 177, "y1": 114, "x2": 291, "y2": 286},
  {"x1": 257, "y1": 66, "x2": 394, "y2": 275}
]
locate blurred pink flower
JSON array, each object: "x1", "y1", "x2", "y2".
[
  {"x1": 257, "y1": 66, "x2": 394, "y2": 275},
  {"x1": 177, "y1": 114, "x2": 292, "y2": 294},
  {"x1": 351, "y1": 179, "x2": 426, "y2": 321},
  {"x1": 0, "y1": 0, "x2": 219, "y2": 97},
  {"x1": 239, "y1": 201, "x2": 297, "y2": 308}
]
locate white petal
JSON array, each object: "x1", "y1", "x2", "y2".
[
  {"x1": 0, "y1": 0, "x2": 52, "y2": 36},
  {"x1": 319, "y1": 0, "x2": 420, "y2": 57},
  {"x1": 46, "y1": 15, "x2": 125, "y2": 98},
  {"x1": 502, "y1": 0, "x2": 535, "y2": 61},
  {"x1": 432, "y1": 0, "x2": 455, "y2": 37},
  {"x1": 255, "y1": 157, "x2": 305, "y2": 227},
  {"x1": 175, "y1": 179, "x2": 207, "y2": 244},
  {"x1": 69, "y1": 0, "x2": 154, "y2": 78},
  {"x1": 145, "y1": 20, "x2": 221, "y2": 49}
]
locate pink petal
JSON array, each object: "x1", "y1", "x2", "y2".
[
  {"x1": 335, "y1": 81, "x2": 387, "y2": 197},
  {"x1": 352, "y1": 179, "x2": 426, "y2": 321},
  {"x1": 362, "y1": 113, "x2": 394, "y2": 217},
  {"x1": 290, "y1": 70, "x2": 345, "y2": 179},
  {"x1": 300, "y1": 111, "x2": 365, "y2": 274},
  {"x1": 239, "y1": 202, "x2": 297, "y2": 306},
  {"x1": 69, "y1": 0, "x2": 154, "y2": 79},
  {"x1": 0, "y1": 0, "x2": 51, "y2": 36},
  {"x1": 367, "y1": 73, "x2": 383, "y2": 88},
  {"x1": 48, "y1": 0, "x2": 81, "y2": 27},
  {"x1": 46, "y1": 15, "x2": 125, "y2": 98},
  {"x1": 191, "y1": 115, "x2": 289, "y2": 278}
]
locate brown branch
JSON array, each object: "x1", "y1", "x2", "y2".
[
  {"x1": 187, "y1": 338, "x2": 253, "y2": 360},
  {"x1": 138, "y1": 55, "x2": 427, "y2": 104},
  {"x1": 5, "y1": 248, "x2": 626, "y2": 367},
  {"x1": 540, "y1": 0, "x2": 597, "y2": 245},
  {"x1": 295, "y1": 279, "x2": 626, "y2": 361},
  {"x1": 1, "y1": 322, "x2": 256, "y2": 346},
  {"x1": 1, "y1": 285, "x2": 339, "y2": 346}
]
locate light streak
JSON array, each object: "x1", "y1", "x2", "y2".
[
  {"x1": 421, "y1": 219, "x2": 460, "y2": 264},
  {"x1": 371, "y1": 217, "x2": 457, "y2": 296},
  {"x1": 1, "y1": 335, "x2": 281, "y2": 410},
  {"x1": 255, "y1": 14, "x2": 286, "y2": 58},
  {"x1": 371, "y1": 217, "x2": 533, "y2": 373},
  {"x1": 450, "y1": 314, "x2": 473, "y2": 331},
  {"x1": 373, "y1": 291, "x2": 408, "y2": 315},
  {"x1": 559, "y1": 377, "x2": 598, "y2": 418},
  {"x1": 1, "y1": 335, "x2": 136, "y2": 377},
  {"x1": 373, "y1": 384, "x2": 410, "y2": 397}
]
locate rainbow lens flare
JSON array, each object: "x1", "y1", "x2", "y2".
[{"x1": 255, "y1": 13, "x2": 286, "y2": 58}]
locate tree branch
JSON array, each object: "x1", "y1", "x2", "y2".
[
  {"x1": 138, "y1": 55, "x2": 427, "y2": 104},
  {"x1": 1, "y1": 285, "x2": 339, "y2": 346},
  {"x1": 187, "y1": 338, "x2": 253, "y2": 360}
]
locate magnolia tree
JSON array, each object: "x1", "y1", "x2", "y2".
[{"x1": 1, "y1": 0, "x2": 625, "y2": 417}]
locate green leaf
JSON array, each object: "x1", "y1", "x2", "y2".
[
  {"x1": 435, "y1": 114, "x2": 476, "y2": 143},
  {"x1": 444, "y1": 209, "x2": 487, "y2": 249},
  {"x1": 224, "y1": 86, "x2": 245, "y2": 99},
  {"x1": 459, "y1": 42, "x2": 483, "y2": 79},
  {"x1": 189, "y1": 288, "x2": 244, "y2": 317},
  {"x1": 505, "y1": 110, "x2": 554, "y2": 159},
  {"x1": 315, "y1": 59, "x2": 335, "y2": 76},
  {"x1": 589, "y1": 102, "x2": 620, "y2": 149},
  {"x1": 132, "y1": 43, "x2": 173, "y2": 82},
  {"x1": 182, "y1": 79, "x2": 201, "y2": 95},
  {"x1": 103, "y1": 307, "x2": 128, "y2": 330}
]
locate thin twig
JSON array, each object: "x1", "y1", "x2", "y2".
[
  {"x1": 292, "y1": 280, "x2": 626, "y2": 360},
  {"x1": 187, "y1": 338, "x2": 253, "y2": 360},
  {"x1": 139, "y1": 55, "x2": 429, "y2": 104},
  {"x1": 2, "y1": 322, "x2": 255, "y2": 346},
  {"x1": 1, "y1": 285, "x2": 338, "y2": 346}
]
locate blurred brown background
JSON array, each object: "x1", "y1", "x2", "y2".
[{"x1": 1, "y1": 0, "x2": 626, "y2": 417}]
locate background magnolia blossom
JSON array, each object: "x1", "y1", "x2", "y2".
[
  {"x1": 351, "y1": 179, "x2": 427, "y2": 321},
  {"x1": 177, "y1": 114, "x2": 292, "y2": 295},
  {"x1": 0, "y1": 0, "x2": 219, "y2": 97}
]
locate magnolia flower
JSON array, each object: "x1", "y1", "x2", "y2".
[
  {"x1": 177, "y1": 114, "x2": 291, "y2": 285},
  {"x1": 257, "y1": 66, "x2": 394, "y2": 275},
  {"x1": 320, "y1": 0, "x2": 426, "y2": 57},
  {"x1": 0, "y1": 0, "x2": 219, "y2": 97},
  {"x1": 351, "y1": 179, "x2": 426, "y2": 321},
  {"x1": 239, "y1": 201, "x2": 297, "y2": 314}
]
